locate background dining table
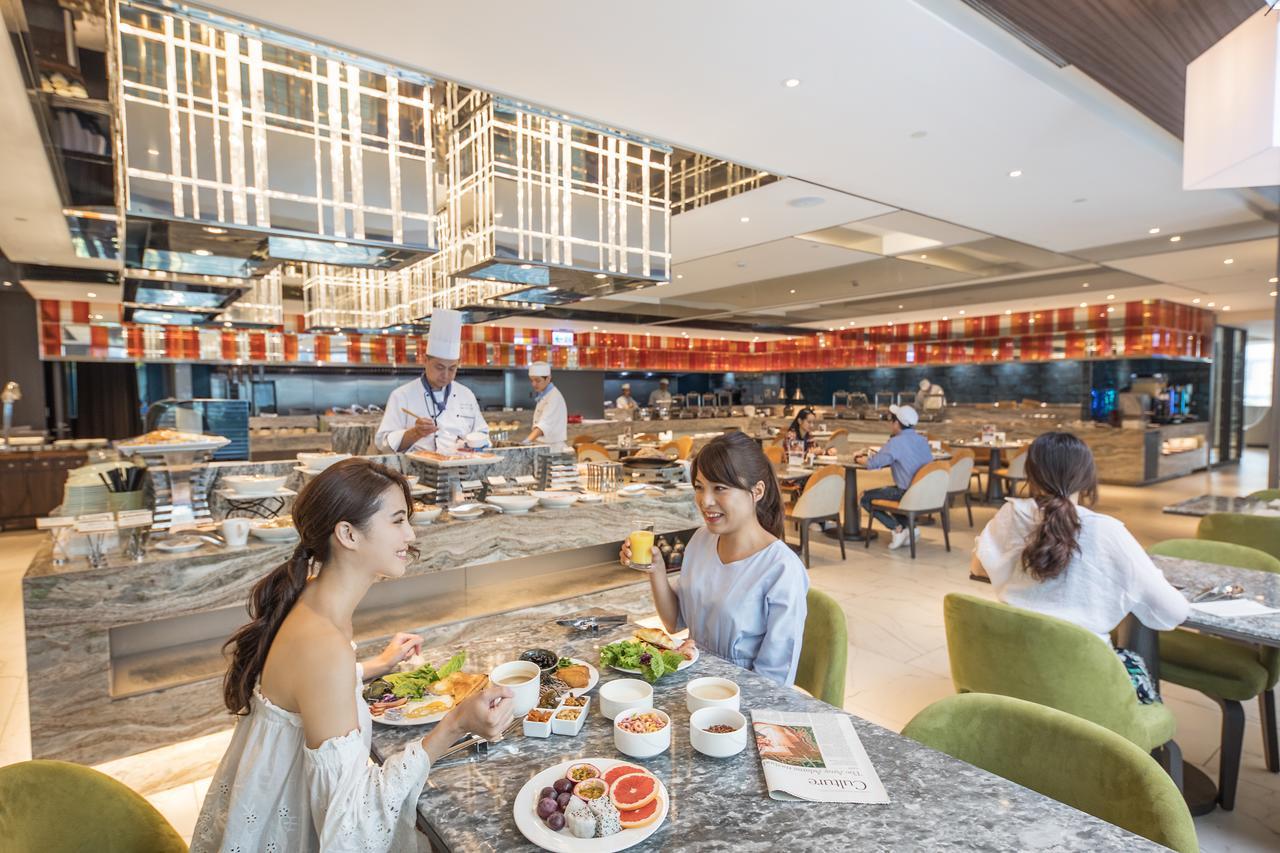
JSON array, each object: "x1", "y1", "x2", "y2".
[
  {"x1": 369, "y1": 585, "x2": 1161, "y2": 852},
  {"x1": 1162, "y1": 494, "x2": 1280, "y2": 518},
  {"x1": 944, "y1": 440, "x2": 1027, "y2": 504}
]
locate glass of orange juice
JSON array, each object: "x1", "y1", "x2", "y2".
[{"x1": 628, "y1": 529, "x2": 655, "y2": 571}]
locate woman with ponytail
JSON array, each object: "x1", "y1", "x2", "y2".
[
  {"x1": 971, "y1": 432, "x2": 1188, "y2": 702},
  {"x1": 193, "y1": 458, "x2": 513, "y2": 852},
  {"x1": 620, "y1": 431, "x2": 808, "y2": 686}
]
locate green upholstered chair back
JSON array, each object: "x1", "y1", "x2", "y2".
[
  {"x1": 943, "y1": 593, "x2": 1152, "y2": 746},
  {"x1": 1150, "y1": 538, "x2": 1280, "y2": 689},
  {"x1": 0, "y1": 760, "x2": 188, "y2": 852},
  {"x1": 795, "y1": 588, "x2": 848, "y2": 707},
  {"x1": 1197, "y1": 513, "x2": 1280, "y2": 560},
  {"x1": 903, "y1": 694, "x2": 1198, "y2": 853},
  {"x1": 1246, "y1": 488, "x2": 1280, "y2": 501}
]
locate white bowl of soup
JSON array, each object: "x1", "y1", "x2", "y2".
[{"x1": 685, "y1": 677, "x2": 740, "y2": 713}]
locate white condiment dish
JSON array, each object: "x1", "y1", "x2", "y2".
[
  {"x1": 297, "y1": 452, "x2": 350, "y2": 472},
  {"x1": 411, "y1": 505, "x2": 442, "y2": 525},
  {"x1": 685, "y1": 677, "x2": 741, "y2": 713},
  {"x1": 688, "y1": 708, "x2": 748, "y2": 758},
  {"x1": 613, "y1": 707, "x2": 671, "y2": 759},
  {"x1": 532, "y1": 491, "x2": 579, "y2": 509},
  {"x1": 598, "y1": 678, "x2": 653, "y2": 721},
  {"x1": 486, "y1": 494, "x2": 539, "y2": 514}
]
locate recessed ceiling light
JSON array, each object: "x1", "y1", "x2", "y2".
[
  {"x1": 1223, "y1": 305, "x2": 1231, "y2": 311},
  {"x1": 147, "y1": 147, "x2": 159, "y2": 156},
  {"x1": 1148, "y1": 227, "x2": 1160, "y2": 234},
  {"x1": 86, "y1": 291, "x2": 97, "y2": 298},
  {"x1": 204, "y1": 226, "x2": 227, "y2": 235},
  {"x1": 898, "y1": 304, "x2": 904, "y2": 309},
  {"x1": 1270, "y1": 277, "x2": 1278, "y2": 284},
  {"x1": 1106, "y1": 294, "x2": 1115, "y2": 300},
  {"x1": 789, "y1": 289, "x2": 796, "y2": 294},
  {"x1": 1106, "y1": 307, "x2": 1114, "y2": 313},
  {"x1": 1270, "y1": 291, "x2": 1277, "y2": 297},
  {"x1": 783, "y1": 78, "x2": 801, "y2": 88},
  {"x1": 224, "y1": 321, "x2": 233, "y2": 327},
  {"x1": 1169, "y1": 235, "x2": 1181, "y2": 242},
  {"x1": 675, "y1": 274, "x2": 683, "y2": 279},
  {"x1": 919, "y1": 254, "x2": 928, "y2": 259},
  {"x1": 827, "y1": 328, "x2": 834, "y2": 332},
  {"x1": 1, "y1": 281, "x2": 10, "y2": 287},
  {"x1": 547, "y1": 285, "x2": 558, "y2": 291},
  {"x1": 1192, "y1": 298, "x2": 1201, "y2": 304},
  {"x1": 1081, "y1": 282, "x2": 1090, "y2": 288},
  {"x1": 592, "y1": 325, "x2": 598, "y2": 330},
  {"x1": 1080, "y1": 302, "x2": 1087, "y2": 308},
  {"x1": 1223, "y1": 258, "x2": 1234, "y2": 264},
  {"x1": 192, "y1": 248, "x2": 212, "y2": 256},
  {"x1": 594, "y1": 273, "x2": 608, "y2": 279},
  {"x1": 1004, "y1": 309, "x2": 1011, "y2": 315},
  {"x1": 1008, "y1": 169, "x2": 1023, "y2": 178},
  {"x1": 1207, "y1": 301, "x2": 1216, "y2": 307},
  {"x1": 942, "y1": 315, "x2": 949, "y2": 321},
  {"x1": 739, "y1": 216, "x2": 750, "y2": 223},
  {"x1": 958, "y1": 310, "x2": 965, "y2": 315}
]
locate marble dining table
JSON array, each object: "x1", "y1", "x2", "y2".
[
  {"x1": 1161, "y1": 494, "x2": 1280, "y2": 518},
  {"x1": 943, "y1": 440, "x2": 1027, "y2": 504},
  {"x1": 369, "y1": 583, "x2": 1159, "y2": 852}
]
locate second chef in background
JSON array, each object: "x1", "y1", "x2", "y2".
[
  {"x1": 375, "y1": 308, "x2": 490, "y2": 454},
  {"x1": 524, "y1": 361, "x2": 567, "y2": 447}
]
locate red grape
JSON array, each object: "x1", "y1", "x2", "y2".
[
  {"x1": 552, "y1": 778, "x2": 574, "y2": 795},
  {"x1": 536, "y1": 797, "x2": 558, "y2": 820},
  {"x1": 546, "y1": 812, "x2": 566, "y2": 832}
]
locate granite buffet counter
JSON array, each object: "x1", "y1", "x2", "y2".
[
  {"x1": 370, "y1": 583, "x2": 1161, "y2": 852},
  {"x1": 23, "y1": 491, "x2": 699, "y2": 768}
]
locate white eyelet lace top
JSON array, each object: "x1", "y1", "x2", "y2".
[{"x1": 190, "y1": 662, "x2": 430, "y2": 853}]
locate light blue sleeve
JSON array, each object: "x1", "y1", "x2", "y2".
[
  {"x1": 752, "y1": 558, "x2": 810, "y2": 686},
  {"x1": 864, "y1": 434, "x2": 898, "y2": 471}
]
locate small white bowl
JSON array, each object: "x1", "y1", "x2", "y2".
[
  {"x1": 486, "y1": 494, "x2": 539, "y2": 514},
  {"x1": 685, "y1": 677, "x2": 741, "y2": 714},
  {"x1": 250, "y1": 521, "x2": 299, "y2": 542},
  {"x1": 688, "y1": 707, "x2": 748, "y2": 758},
  {"x1": 551, "y1": 698, "x2": 590, "y2": 736},
  {"x1": 411, "y1": 505, "x2": 442, "y2": 525},
  {"x1": 532, "y1": 491, "x2": 580, "y2": 509},
  {"x1": 613, "y1": 708, "x2": 671, "y2": 759},
  {"x1": 297, "y1": 452, "x2": 350, "y2": 472},
  {"x1": 523, "y1": 709, "x2": 553, "y2": 739},
  {"x1": 578, "y1": 492, "x2": 605, "y2": 503},
  {"x1": 598, "y1": 678, "x2": 653, "y2": 721}
]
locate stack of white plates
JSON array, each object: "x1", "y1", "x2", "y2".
[{"x1": 61, "y1": 481, "x2": 111, "y2": 516}]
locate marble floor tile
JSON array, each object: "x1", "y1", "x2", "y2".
[
  {"x1": 145, "y1": 781, "x2": 201, "y2": 843},
  {"x1": 0, "y1": 676, "x2": 20, "y2": 740}
]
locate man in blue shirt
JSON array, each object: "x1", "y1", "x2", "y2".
[{"x1": 855, "y1": 404, "x2": 933, "y2": 550}]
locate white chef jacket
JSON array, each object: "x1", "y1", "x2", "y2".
[
  {"x1": 532, "y1": 383, "x2": 568, "y2": 446},
  {"x1": 615, "y1": 395, "x2": 638, "y2": 410},
  {"x1": 376, "y1": 377, "x2": 490, "y2": 453},
  {"x1": 648, "y1": 389, "x2": 673, "y2": 408}
]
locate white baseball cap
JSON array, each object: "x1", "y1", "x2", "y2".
[
  {"x1": 659, "y1": 378, "x2": 670, "y2": 385},
  {"x1": 889, "y1": 404, "x2": 920, "y2": 427}
]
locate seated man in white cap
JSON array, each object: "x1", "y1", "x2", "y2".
[
  {"x1": 375, "y1": 308, "x2": 490, "y2": 454},
  {"x1": 647, "y1": 378, "x2": 673, "y2": 409},
  {"x1": 615, "y1": 383, "x2": 638, "y2": 411},
  {"x1": 853, "y1": 404, "x2": 933, "y2": 550},
  {"x1": 525, "y1": 362, "x2": 567, "y2": 446}
]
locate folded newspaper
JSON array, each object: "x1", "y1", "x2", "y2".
[{"x1": 751, "y1": 710, "x2": 890, "y2": 803}]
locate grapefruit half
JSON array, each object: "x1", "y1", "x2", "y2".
[{"x1": 609, "y1": 772, "x2": 658, "y2": 812}]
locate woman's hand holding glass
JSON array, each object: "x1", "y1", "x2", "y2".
[{"x1": 620, "y1": 538, "x2": 666, "y2": 574}]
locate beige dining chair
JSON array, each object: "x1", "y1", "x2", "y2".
[
  {"x1": 864, "y1": 465, "x2": 951, "y2": 559},
  {"x1": 786, "y1": 465, "x2": 846, "y2": 567},
  {"x1": 763, "y1": 445, "x2": 785, "y2": 465},
  {"x1": 576, "y1": 442, "x2": 610, "y2": 463},
  {"x1": 945, "y1": 450, "x2": 976, "y2": 527},
  {"x1": 994, "y1": 448, "x2": 1029, "y2": 497},
  {"x1": 823, "y1": 428, "x2": 850, "y2": 453}
]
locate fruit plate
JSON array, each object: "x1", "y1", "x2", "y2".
[
  {"x1": 513, "y1": 758, "x2": 669, "y2": 852},
  {"x1": 608, "y1": 646, "x2": 698, "y2": 676}
]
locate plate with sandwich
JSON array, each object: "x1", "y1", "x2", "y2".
[
  {"x1": 599, "y1": 627, "x2": 698, "y2": 682},
  {"x1": 363, "y1": 651, "x2": 489, "y2": 727}
]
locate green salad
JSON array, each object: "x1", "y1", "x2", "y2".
[
  {"x1": 600, "y1": 640, "x2": 686, "y2": 683},
  {"x1": 382, "y1": 651, "x2": 467, "y2": 699}
]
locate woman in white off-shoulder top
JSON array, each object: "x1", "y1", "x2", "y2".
[{"x1": 191, "y1": 459, "x2": 513, "y2": 853}]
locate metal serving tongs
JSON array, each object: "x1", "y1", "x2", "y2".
[
  {"x1": 1191, "y1": 583, "x2": 1245, "y2": 603},
  {"x1": 555, "y1": 614, "x2": 629, "y2": 632}
]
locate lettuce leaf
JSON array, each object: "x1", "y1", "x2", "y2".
[
  {"x1": 436, "y1": 650, "x2": 466, "y2": 680},
  {"x1": 382, "y1": 650, "x2": 466, "y2": 699}
]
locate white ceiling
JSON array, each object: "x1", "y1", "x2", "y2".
[{"x1": 204, "y1": 0, "x2": 1263, "y2": 256}]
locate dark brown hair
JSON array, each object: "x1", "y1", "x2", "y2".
[
  {"x1": 787, "y1": 408, "x2": 816, "y2": 438},
  {"x1": 222, "y1": 457, "x2": 415, "y2": 714},
  {"x1": 1020, "y1": 432, "x2": 1098, "y2": 582},
  {"x1": 689, "y1": 431, "x2": 785, "y2": 539}
]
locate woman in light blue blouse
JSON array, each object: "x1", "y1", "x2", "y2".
[{"x1": 620, "y1": 432, "x2": 809, "y2": 685}]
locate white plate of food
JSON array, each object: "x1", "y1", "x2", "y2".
[
  {"x1": 116, "y1": 430, "x2": 230, "y2": 456},
  {"x1": 514, "y1": 758, "x2": 668, "y2": 852},
  {"x1": 365, "y1": 652, "x2": 486, "y2": 727},
  {"x1": 154, "y1": 537, "x2": 204, "y2": 553},
  {"x1": 250, "y1": 517, "x2": 299, "y2": 541},
  {"x1": 577, "y1": 492, "x2": 605, "y2": 503},
  {"x1": 600, "y1": 628, "x2": 698, "y2": 678},
  {"x1": 411, "y1": 503, "x2": 443, "y2": 525},
  {"x1": 555, "y1": 658, "x2": 599, "y2": 697}
]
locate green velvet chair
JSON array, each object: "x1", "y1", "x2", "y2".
[
  {"x1": 943, "y1": 593, "x2": 1177, "y2": 754},
  {"x1": 1197, "y1": 512, "x2": 1280, "y2": 560},
  {"x1": 0, "y1": 760, "x2": 188, "y2": 852},
  {"x1": 903, "y1": 694, "x2": 1198, "y2": 853},
  {"x1": 795, "y1": 588, "x2": 848, "y2": 707},
  {"x1": 1246, "y1": 489, "x2": 1280, "y2": 501},
  {"x1": 1150, "y1": 538, "x2": 1280, "y2": 810}
]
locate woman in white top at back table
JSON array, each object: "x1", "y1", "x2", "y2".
[
  {"x1": 192, "y1": 458, "x2": 513, "y2": 853},
  {"x1": 971, "y1": 431, "x2": 1189, "y2": 703},
  {"x1": 621, "y1": 431, "x2": 809, "y2": 687}
]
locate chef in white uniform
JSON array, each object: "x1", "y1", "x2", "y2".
[
  {"x1": 375, "y1": 308, "x2": 490, "y2": 453},
  {"x1": 648, "y1": 378, "x2": 673, "y2": 408},
  {"x1": 524, "y1": 362, "x2": 568, "y2": 447},
  {"x1": 615, "y1": 383, "x2": 638, "y2": 411}
]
